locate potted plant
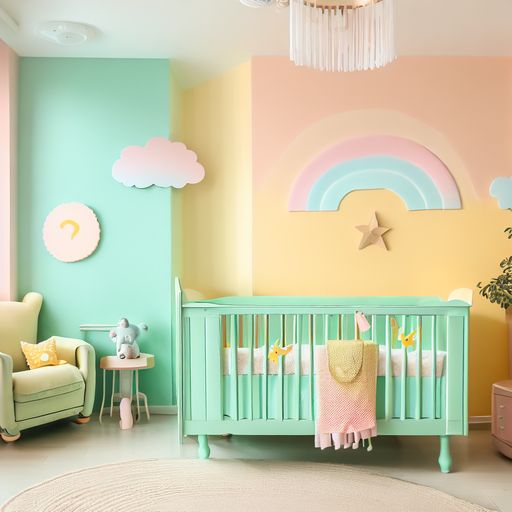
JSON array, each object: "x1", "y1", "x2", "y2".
[{"x1": 478, "y1": 227, "x2": 512, "y2": 377}]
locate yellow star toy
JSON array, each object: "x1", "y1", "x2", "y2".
[
  {"x1": 399, "y1": 330, "x2": 416, "y2": 349},
  {"x1": 356, "y1": 212, "x2": 391, "y2": 251},
  {"x1": 268, "y1": 341, "x2": 293, "y2": 364}
]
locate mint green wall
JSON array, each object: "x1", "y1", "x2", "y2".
[{"x1": 18, "y1": 58, "x2": 174, "y2": 407}]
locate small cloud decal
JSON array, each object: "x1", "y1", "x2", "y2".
[
  {"x1": 112, "y1": 137, "x2": 205, "y2": 189},
  {"x1": 490, "y1": 177, "x2": 512, "y2": 209}
]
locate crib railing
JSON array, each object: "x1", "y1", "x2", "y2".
[{"x1": 176, "y1": 280, "x2": 470, "y2": 439}]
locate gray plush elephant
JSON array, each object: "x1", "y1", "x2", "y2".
[{"x1": 109, "y1": 318, "x2": 148, "y2": 359}]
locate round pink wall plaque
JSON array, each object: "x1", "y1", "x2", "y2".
[{"x1": 43, "y1": 203, "x2": 101, "y2": 263}]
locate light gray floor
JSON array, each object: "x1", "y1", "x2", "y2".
[{"x1": 1, "y1": 416, "x2": 510, "y2": 511}]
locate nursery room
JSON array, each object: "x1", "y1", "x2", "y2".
[{"x1": 1, "y1": 0, "x2": 512, "y2": 510}]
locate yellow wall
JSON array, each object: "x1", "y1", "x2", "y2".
[
  {"x1": 181, "y1": 62, "x2": 253, "y2": 297},
  {"x1": 179, "y1": 57, "x2": 512, "y2": 416}
]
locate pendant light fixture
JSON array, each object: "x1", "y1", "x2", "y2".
[{"x1": 241, "y1": 0, "x2": 396, "y2": 72}]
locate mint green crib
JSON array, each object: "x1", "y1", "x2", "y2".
[{"x1": 175, "y1": 280, "x2": 471, "y2": 473}]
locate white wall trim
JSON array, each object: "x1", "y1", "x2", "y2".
[
  {"x1": 469, "y1": 415, "x2": 491, "y2": 424},
  {"x1": 103, "y1": 409, "x2": 489, "y2": 421},
  {"x1": 150, "y1": 406, "x2": 177, "y2": 415},
  {"x1": 104, "y1": 405, "x2": 177, "y2": 416}
]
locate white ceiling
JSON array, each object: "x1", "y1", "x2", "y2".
[{"x1": 1, "y1": 0, "x2": 512, "y2": 88}]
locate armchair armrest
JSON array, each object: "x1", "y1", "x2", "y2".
[
  {"x1": 0, "y1": 351, "x2": 18, "y2": 436},
  {"x1": 53, "y1": 337, "x2": 96, "y2": 418}
]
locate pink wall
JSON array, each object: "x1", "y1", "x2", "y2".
[
  {"x1": 251, "y1": 56, "x2": 512, "y2": 415},
  {"x1": 252, "y1": 56, "x2": 512, "y2": 197},
  {"x1": 0, "y1": 40, "x2": 17, "y2": 300}
]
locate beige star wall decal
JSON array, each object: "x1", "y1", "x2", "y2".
[{"x1": 356, "y1": 212, "x2": 391, "y2": 250}]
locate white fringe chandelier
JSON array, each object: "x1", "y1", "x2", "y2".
[{"x1": 241, "y1": 0, "x2": 396, "y2": 72}]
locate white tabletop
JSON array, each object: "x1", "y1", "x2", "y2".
[{"x1": 100, "y1": 353, "x2": 155, "y2": 371}]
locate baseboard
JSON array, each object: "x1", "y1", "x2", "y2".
[
  {"x1": 103, "y1": 405, "x2": 177, "y2": 415},
  {"x1": 101, "y1": 408, "x2": 487, "y2": 421},
  {"x1": 150, "y1": 406, "x2": 177, "y2": 415},
  {"x1": 469, "y1": 415, "x2": 491, "y2": 424}
]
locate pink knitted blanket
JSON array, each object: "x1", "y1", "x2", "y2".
[{"x1": 315, "y1": 344, "x2": 378, "y2": 451}]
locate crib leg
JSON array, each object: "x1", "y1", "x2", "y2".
[
  {"x1": 438, "y1": 435, "x2": 452, "y2": 473},
  {"x1": 198, "y1": 435, "x2": 210, "y2": 460}
]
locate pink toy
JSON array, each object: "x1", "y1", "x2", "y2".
[
  {"x1": 119, "y1": 398, "x2": 133, "y2": 430},
  {"x1": 355, "y1": 312, "x2": 371, "y2": 333}
]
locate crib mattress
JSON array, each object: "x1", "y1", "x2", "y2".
[{"x1": 223, "y1": 345, "x2": 446, "y2": 378}]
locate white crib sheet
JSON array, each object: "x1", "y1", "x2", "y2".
[{"x1": 223, "y1": 344, "x2": 446, "y2": 378}]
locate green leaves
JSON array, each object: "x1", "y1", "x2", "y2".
[{"x1": 477, "y1": 230, "x2": 512, "y2": 309}]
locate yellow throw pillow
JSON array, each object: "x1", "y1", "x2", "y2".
[{"x1": 20, "y1": 338, "x2": 67, "y2": 370}]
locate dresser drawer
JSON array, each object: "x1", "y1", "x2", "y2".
[{"x1": 493, "y1": 393, "x2": 512, "y2": 444}]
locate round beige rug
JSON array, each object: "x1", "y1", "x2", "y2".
[{"x1": 1, "y1": 459, "x2": 492, "y2": 512}]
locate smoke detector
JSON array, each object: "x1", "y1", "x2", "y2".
[
  {"x1": 240, "y1": 0, "x2": 276, "y2": 6},
  {"x1": 38, "y1": 21, "x2": 96, "y2": 46}
]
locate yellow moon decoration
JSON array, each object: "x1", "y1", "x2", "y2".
[
  {"x1": 43, "y1": 203, "x2": 100, "y2": 263},
  {"x1": 59, "y1": 219, "x2": 80, "y2": 239}
]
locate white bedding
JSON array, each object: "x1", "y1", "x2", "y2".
[{"x1": 223, "y1": 344, "x2": 446, "y2": 378}]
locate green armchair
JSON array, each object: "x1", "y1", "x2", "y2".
[{"x1": 0, "y1": 292, "x2": 95, "y2": 442}]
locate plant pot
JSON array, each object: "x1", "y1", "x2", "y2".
[{"x1": 506, "y1": 308, "x2": 512, "y2": 378}]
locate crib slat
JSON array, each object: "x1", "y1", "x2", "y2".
[
  {"x1": 400, "y1": 315, "x2": 407, "y2": 420},
  {"x1": 431, "y1": 315, "x2": 437, "y2": 419},
  {"x1": 249, "y1": 315, "x2": 255, "y2": 421},
  {"x1": 263, "y1": 314, "x2": 269, "y2": 420},
  {"x1": 293, "y1": 314, "x2": 301, "y2": 420},
  {"x1": 175, "y1": 281, "x2": 183, "y2": 441},
  {"x1": 371, "y1": 314, "x2": 376, "y2": 341},
  {"x1": 278, "y1": 315, "x2": 285, "y2": 421},
  {"x1": 338, "y1": 314, "x2": 342, "y2": 339},
  {"x1": 190, "y1": 316, "x2": 207, "y2": 421},
  {"x1": 415, "y1": 316, "x2": 422, "y2": 420},
  {"x1": 446, "y1": 316, "x2": 464, "y2": 434},
  {"x1": 309, "y1": 314, "x2": 315, "y2": 420},
  {"x1": 324, "y1": 314, "x2": 329, "y2": 343},
  {"x1": 184, "y1": 318, "x2": 192, "y2": 421},
  {"x1": 229, "y1": 315, "x2": 239, "y2": 421},
  {"x1": 206, "y1": 316, "x2": 223, "y2": 421},
  {"x1": 385, "y1": 315, "x2": 393, "y2": 420}
]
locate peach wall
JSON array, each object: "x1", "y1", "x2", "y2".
[
  {"x1": 252, "y1": 56, "x2": 512, "y2": 416},
  {"x1": 0, "y1": 40, "x2": 17, "y2": 301}
]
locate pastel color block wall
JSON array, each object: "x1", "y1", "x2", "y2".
[
  {"x1": 0, "y1": 41, "x2": 17, "y2": 301},
  {"x1": 180, "y1": 62, "x2": 253, "y2": 298},
  {"x1": 18, "y1": 58, "x2": 174, "y2": 407},
  {"x1": 182, "y1": 56, "x2": 512, "y2": 416}
]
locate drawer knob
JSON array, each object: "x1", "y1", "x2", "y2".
[
  {"x1": 499, "y1": 405, "x2": 505, "y2": 409},
  {"x1": 500, "y1": 426, "x2": 505, "y2": 430}
]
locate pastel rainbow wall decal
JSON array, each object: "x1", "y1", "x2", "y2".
[
  {"x1": 288, "y1": 136, "x2": 461, "y2": 212},
  {"x1": 489, "y1": 177, "x2": 512, "y2": 209}
]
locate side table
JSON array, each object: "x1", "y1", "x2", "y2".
[
  {"x1": 99, "y1": 353, "x2": 155, "y2": 430},
  {"x1": 492, "y1": 380, "x2": 512, "y2": 459}
]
